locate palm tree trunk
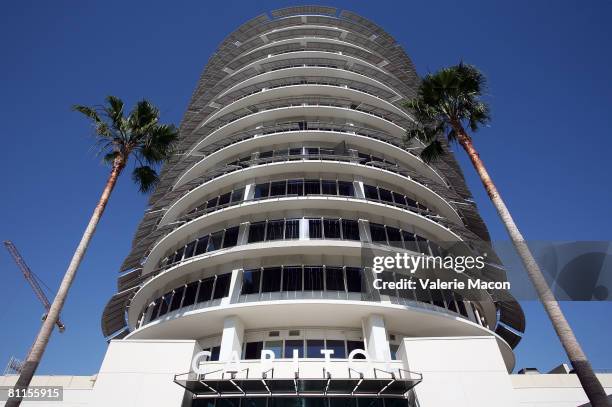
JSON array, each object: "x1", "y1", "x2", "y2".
[
  {"x1": 6, "y1": 159, "x2": 125, "y2": 407},
  {"x1": 455, "y1": 129, "x2": 610, "y2": 407}
]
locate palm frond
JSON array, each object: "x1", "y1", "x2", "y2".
[
  {"x1": 132, "y1": 165, "x2": 159, "y2": 194},
  {"x1": 419, "y1": 140, "x2": 445, "y2": 163}
]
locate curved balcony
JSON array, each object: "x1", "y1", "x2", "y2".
[
  {"x1": 202, "y1": 84, "x2": 409, "y2": 129},
  {"x1": 125, "y1": 297, "x2": 515, "y2": 371},
  {"x1": 216, "y1": 66, "x2": 400, "y2": 102},
  {"x1": 163, "y1": 158, "x2": 461, "y2": 227},
  {"x1": 177, "y1": 131, "x2": 444, "y2": 188},
  {"x1": 144, "y1": 196, "x2": 464, "y2": 276}
]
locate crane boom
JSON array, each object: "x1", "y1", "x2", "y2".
[{"x1": 3, "y1": 240, "x2": 65, "y2": 332}]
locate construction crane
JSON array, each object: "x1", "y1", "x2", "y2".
[
  {"x1": 3, "y1": 240, "x2": 65, "y2": 332},
  {"x1": 3, "y1": 241, "x2": 66, "y2": 375}
]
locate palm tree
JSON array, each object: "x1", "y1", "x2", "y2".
[
  {"x1": 404, "y1": 63, "x2": 610, "y2": 407},
  {"x1": 7, "y1": 96, "x2": 178, "y2": 407}
]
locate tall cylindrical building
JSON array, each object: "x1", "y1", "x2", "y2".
[{"x1": 101, "y1": 6, "x2": 525, "y2": 407}]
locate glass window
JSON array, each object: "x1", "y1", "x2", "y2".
[
  {"x1": 195, "y1": 235, "x2": 209, "y2": 255},
  {"x1": 210, "y1": 346, "x2": 220, "y2": 361},
  {"x1": 231, "y1": 187, "x2": 245, "y2": 203},
  {"x1": 402, "y1": 230, "x2": 418, "y2": 252},
  {"x1": 197, "y1": 278, "x2": 214, "y2": 303},
  {"x1": 223, "y1": 227, "x2": 239, "y2": 248},
  {"x1": 308, "y1": 218, "x2": 323, "y2": 239},
  {"x1": 322, "y1": 180, "x2": 337, "y2": 195},
  {"x1": 326, "y1": 340, "x2": 346, "y2": 358},
  {"x1": 254, "y1": 183, "x2": 269, "y2": 199},
  {"x1": 218, "y1": 192, "x2": 231, "y2": 206},
  {"x1": 306, "y1": 339, "x2": 325, "y2": 358},
  {"x1": 341, "y1": 220, "x2": 360, "y2": 241},
  {"x1": 323, "y1": 218, "x2": 341, "y2": 239},
  {"x1": 338, "y1": 181, "x2": 354, "y2": 197},
  {"x1": 242, "y1": 269, "x2": 261, "y2": 294},
  {"x1": 287, "y1": 179, "x2": 303, "y2": 196},
  {"x1": 149, "y1": 300, "x2": 160, "y2": 321},
  {"x1": 326, "y1": 267, "x2": 345, "y2": 291},
  {"x1": 266, "y1": 220, "x2": 285, "y2": 241},
  {"x1": 207, "y1": 231, "x2": 223, "y2": 252},
  {"x1": 182, "y1": 281, "x2": 198, "y2": 307},
  {"x1": 386, "y1": 226, "x2": 402, "y2": 248},
  {"x1": 304, "y1": 179, "x2": 321, "y2": 195},
  {"x1": 304, "y1": 267, "x2": 324, "y2": 291},
  {"x1": 405, "y1": 196, "x2": 418, "y2": 208},
  {"x1": 264, "y1": 341, "x2": 283, "y2": 358},
  {"x1": 345, "y1": 268, "x2": 362, "y2": 292},
  {"x1": 347, "y1": 340, "x2": 366, "y2": 359},
  {"x1": 370, "y1": 223, "x2": 387, "y2": 243},
  {"x1": 284, "y1": 340, "x2": 304, "y2": 358},
  {"x1": 170, "y1": 286, "x2": 184, "y2": 311},
  {"x1": 392, "y1": 192, "x2": 406, "y2": 206},
  {"x1": 205, "y1": 196, "x2": 218, "y2": 210},
  {"x1": 289, "y1": 147, "x2": 302, "y2": 156},
  {"x1": 283, "y1": 266, "x2": 302, "y2": 291},
  {"x1": 415, "y1": 235, "x2": 429, "y2": 254},
  {"x1": 244, "y1": 341, "x2": 263, "y2": 360},
  {"x1": 172, "y1": 246, "x2": 185, "y2": 264},
  {"x1": 305, "y1": 147, "x2": 319, "y2": 155},
  {"x1": 259, "y1": 150, "x2": 273, "y2": 159},
  {"x1": 390, "y1": 344, "x2": 400, "y2": 360},
  {"x1": 285, "y1": 219, "x2": 300, "y2": 239},
  {"x1": 248, "y1": 222, "x2": 266, "y2": 243},
  {"x1": 184, "y1": 240, "x2": 196, "y2": 259},
  {"x1": 270, "y1": 180, "x2": 286, "y2": 196},
  {"x1": 213, "y1": 273, "x2": 231, "y2": 299},
  {"x1": 158, "y1": 293, "x2": 171, "y2": 316},
  {"x1": 379, "y1": 188, "x2": 393, "y2": 203},
  {"x1": 261, "y1": 267, "x2": 282, "y2": 292},
  {"x1": 364, "y1": 185, "x2": 379, "y2": 200}
]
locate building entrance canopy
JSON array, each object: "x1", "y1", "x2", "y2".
[{"x1": 175, "y1": 368, "x2": 422, "y2": 399}]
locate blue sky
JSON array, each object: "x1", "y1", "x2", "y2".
[{"x1": 0, "y1": 0, "x2": 611, "y2": 375}]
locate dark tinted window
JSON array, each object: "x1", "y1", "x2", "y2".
[
  {"x1": 392, "y1": 192, "x2": 406, "y2": 206},
  {"x1": 402, "y1": 231, "x2": 418, "y2": 252},
  {"x1": 231, "y1": 188, "x2": 244, "y2": 203},
  {"x1": 370, "y1": 223, "x2": 387, "y2": 243},
  {"x1": 326, "y1": 267, "x2": 344, "y2": 291},
  {"x1": 210, "y1": 346, "x2": 220, "y2": 361},
  {"x1": 149, "y1": 300, "x2": 160, "y2": 320},
  {"x1": 323, "y1": 218, "x2": 341, "y2": 239},
  {"x1": 322, "y1": 180, "x2": 337, "y2": 195},
  {"x1": 283, "y1": 267, "x2": 302, "y2": 291},
  {"x1": 304, "y1": 179, "x2": 321, "y2": 195},
  {"x1": 284, "y1": 340, "x2": 304, "y2": 358},
  {"x1": 172, "y1": 246, "x2": 185, "y2": 263},
  {"x1": 195, "y1": 235, "x2": 209, "y2": 255},
  {"x1": 182, "y1": 282, "x2": 198, "y2": 307},
  {"x1": 306, "y1": 340, "x2": 325, "y2": 358},
  {"x1": 270, "y1": 181, "x2": 286, "y2": 196},
  {"x1": 184, "y1": 241, "x2": 196, "y2": 259},
  {"x1": 327, "y1": 340, "x2": 346, "y2": 358},
  {"x1": 197, "y1": 278, "x2": 214, "y2": 302},
  {"x1": 347, "y1": 340, "x2": 366, "y2": 359},
  {"x1": 346, "y1": 268, "x2": 362, "y2": 292},
  {"x1": 287, "y1": 179, "x2": 303, "y2": 196},
  {"x1": 261, "y1": 267, "x2": 282, "y2": 292},
  {"x1": 158, "y1": 293, "x2": 171, "y2": 316},
  {"x1": 342, "y1": 220, "x2": 360, "y2": 240},
  {"x1": 267, "y1": 220, "x2": 284, "y2": 241},
  {"x1": 213, "y1": 273, "x2": 231, "y2": 299},
  {"x1": 285, "y1": 219, "x2": 300, "y2": 239},
  {"x1": 242, "y1": 269, "x2": 261, "y2": 294},
  {"x1": 244, "y1": 342, "x2": 263, "y2": 360},
  {"x1": 207, "y1": 231, "x2": 223, "y2": 252},
  {"x1": 304, "y1": 267, "x2": 324, "y2": 290},
  {"x1": 309, "y1": 218, "x2": 322, "y2": 239},
  {"x1": 223, "y1": 227, "x2": 239, "y2": 248},
  {"x1": 386, "y1": 227, "x2": 402, "y2": 248},
  {"x1": 254, "y1": 183, "x2": 269, "y2": 199},
  {"x1": 364, "y1": 185, "x2": 379, "y2": 200},
  {"x1": 248, "y1": 222, "x2": 266, "y2": 243},
  {"x1": 218, "y1": 192, "x2": 231, "y2": 206},
  {"x1": 338, "y1": 181, "x2": 354, "y2": 197},
  {"x1": 206, "y1": 196, "x2": 218, "y2": 209},
  {"x1": 170, "y1": 286, "x2": 184, "y2": 311},
  {"x1": 379, "y1": 188, "x2": 393, "y2": 203}
]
